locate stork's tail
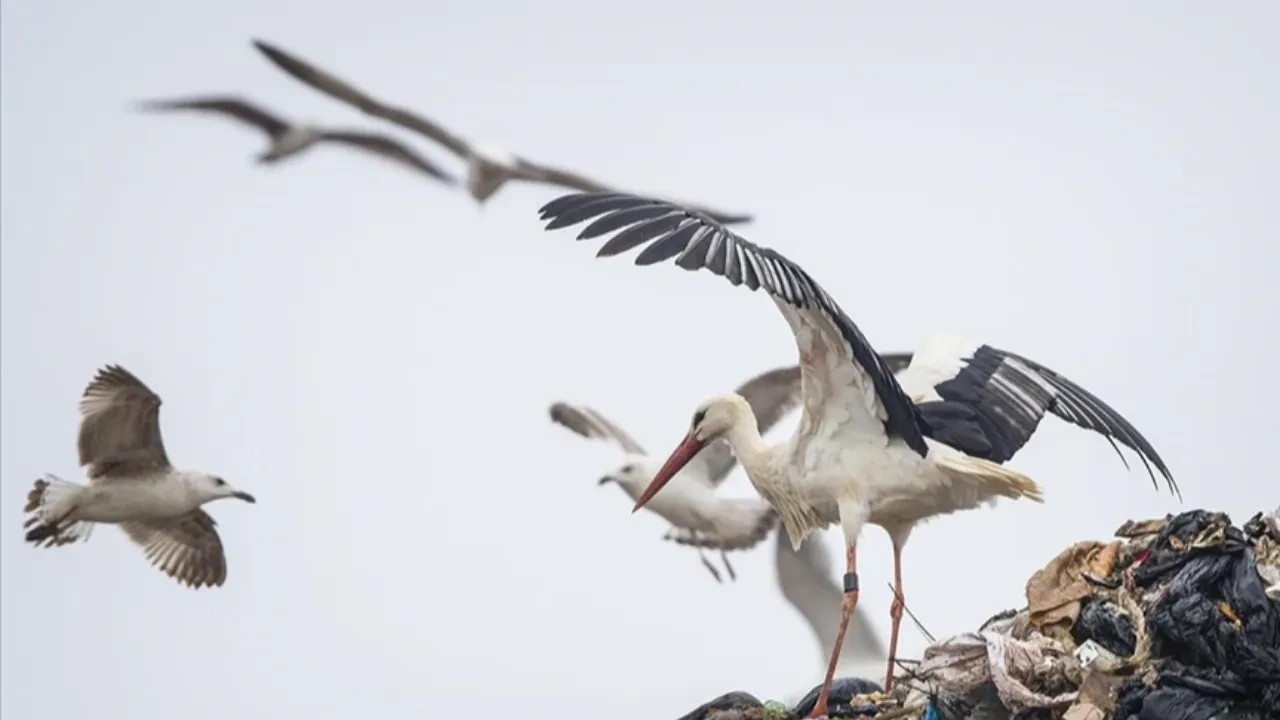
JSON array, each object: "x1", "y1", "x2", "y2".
[
  {"x1": 23, "y1": 474, "x2": 92, "y2": 547},
  {"x1": 664, "y1": 501, "x2": 779, "y2": 552},
  {"x1": 933, "y1": 453, "x2": 1045, "y2": 504}
]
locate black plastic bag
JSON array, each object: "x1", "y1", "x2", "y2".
[
  {"x1": 1072, "y1": 599, "x2": 1137, "y2": 658},
  {"x1": 789, "y1": 677, "x2": 883, "y2": 718},
  {"x1": 1116, "y1": 664, "x2": 1274, "y2": 720},
  {"x1": 675, "y1": 691, "x2": 763, "y2": 720},
  {"x1": 1126, "y1": 511, "x2": 1280, "y2": 717}
]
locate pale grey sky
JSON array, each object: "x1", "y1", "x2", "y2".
[{"x1": 1, "y1": 2, "x2": 1276, "y2": 718}]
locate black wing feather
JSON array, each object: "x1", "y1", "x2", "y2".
[
  {"x1": 539, "y1": 192, "x2": 929, "y2": 457},
  {"x1": 1006, "y1": 350, "x2": 1175, "y2": 496},
  {"x1": 596, "y1": 212, "x2": 687, "y2": 258},
  {"x1": 638, "y1": 220, "x2": 703, "y2": 266},
  {"x1": 915, "y1": 345, "x2": 1178, "y2": 498},
  {"x1": 577, "y1": 204, "x2": 674, "y2": 240},
  {"x1": 544, "y1": 195, "x2": 643, "y2": 230}
]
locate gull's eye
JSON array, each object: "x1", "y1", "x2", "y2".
[
  {"x1": 692, "y1": 409, "x2": 707, "y2": 429},
  {"x1": 621, "y1": 465, "x2": 635, "y2": 475},
  {"x1": 214, "y1": 478, "x2": 226, "y2": 487}
]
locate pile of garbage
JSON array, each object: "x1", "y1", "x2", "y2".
[{"x1": 677, "y1": 508, "x2": 1280, "y2": 720}]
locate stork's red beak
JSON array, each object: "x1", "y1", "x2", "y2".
[{"x1": 632, "y1": 433, "x2": 707, "y2": 512}]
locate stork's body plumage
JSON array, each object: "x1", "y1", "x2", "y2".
[{"x1": 537, "y1": 192, "x2": 1177, "y2": 718}]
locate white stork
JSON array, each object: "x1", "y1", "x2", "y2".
[
  {"x1": 537, "y1": 191, "x2": 1178, "y2": 718},
  {"x1": 548, "y1": 360, "x2": 911, "y2": 582},
  {"x1": 249, "y1": 39, "x2": 753, "y2": 225}
]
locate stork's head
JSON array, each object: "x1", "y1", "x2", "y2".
[
  {"x1": 687, "y1": 394, "x2": 753, "y2": 443},
  {"x1": 631, "y1": 394, "x2": 751, "y2": 513},
  {"x1": 188, "y1": 472, "x2": 256, "y2": 505}
]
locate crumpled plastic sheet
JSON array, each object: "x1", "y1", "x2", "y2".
[
  {"x1": 1060, "y1": 669, "x2": 1123, "y2": 720},
  {"x1": 677, "y1": 508, "x2": 1280, "y2": 720},
  {"x1": 1114, "y1": 665, "x2": 1270, "y2": 720},
  {"x1": 1117, "y1": 510, "x2": 1280, "y2": 719},
  {"x1": 1022, "y1": 510, "x2": 1276, "y2": 720},
  {"x1": 1069, "y1": 586, "x2": 1151, "y2": 673},
  {"x1": 903, "y1": 612, "x2": 1080, "y2": 714},
  {"x1": 901, "y1": 509, "x2": 1278, "y2": 720},
  {"x1": 1026, "y1": 540, "x2": 1123, "y2": 634},
  {"x1": 1071, "y1": 600, "x2": 1136, "y2": 658},
  {"x1": 1244, "y1": 506, "x2": 1280, "y2": 602}
]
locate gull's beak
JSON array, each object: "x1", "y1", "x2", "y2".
[
  {"x1": 597, "y1": 476, "x2": 614, "y2": 487},
  {"x1": 633, "y1": 433, "x2": 706, "y2": 512},
  {"x1": 232, "y1": 491, "x2": 257, "y2": 504}
]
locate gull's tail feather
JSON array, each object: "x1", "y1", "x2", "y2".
[
  {"x1": 23, "y1": 474, "x2": 92, "y2": 548},
  {"x1": 933, "y1": 452, "x2": 1045, "y2": 504}
]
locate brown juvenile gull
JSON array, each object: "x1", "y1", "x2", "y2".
[
  {"x1": 135, "y1": 94, "x2": 456, "y2": 184},
  {"x1": 250, "y1": 38, "x2": 752, "y2": 224},
  {"x1": 23, "y1": 365, "x2": 256, "y2": 589}
]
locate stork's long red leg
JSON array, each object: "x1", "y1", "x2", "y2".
[
  {"x1": 808, "y1": 543, "x2": 859, "y2": 719},
  {"x1": 884, "y1": 537, "x2": 905, "y2": 691}
]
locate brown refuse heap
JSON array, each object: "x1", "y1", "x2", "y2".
[{"x1": 677, "y1": 507, "x2": 1280, "y2": 720}]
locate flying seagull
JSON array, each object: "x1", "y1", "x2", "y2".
[
  {"x1": 23, "y1": 365, "x2": 257, "y2": 589},
  {"x1": 250, "y1": 38, "x2": 753, "y2": 224},
  {"x1": 537, "y1": 191, "x2": 1178, "y2": 718},
  {"x1": 136, "y1": 94, "x2": 456, "y2": 184}
]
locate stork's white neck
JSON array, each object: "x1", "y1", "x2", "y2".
[
  {"x1": 714, "y1": 399, "x2": 819, "y2": 549},
  {"x1": 721, "y1": 414, "x2": 774, "y2": 478}
]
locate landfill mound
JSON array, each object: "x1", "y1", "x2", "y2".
[{"x1": 677, "y1": 507, "x2": 1280, "y2": 720}]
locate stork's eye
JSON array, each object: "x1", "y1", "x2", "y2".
[{"x1": 692, "y1": 409, "x2": 707, "y2": 428}]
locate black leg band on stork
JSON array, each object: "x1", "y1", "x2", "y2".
[{"x1": 843, "y1": 571, "x2": 859, "y2": 593}]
